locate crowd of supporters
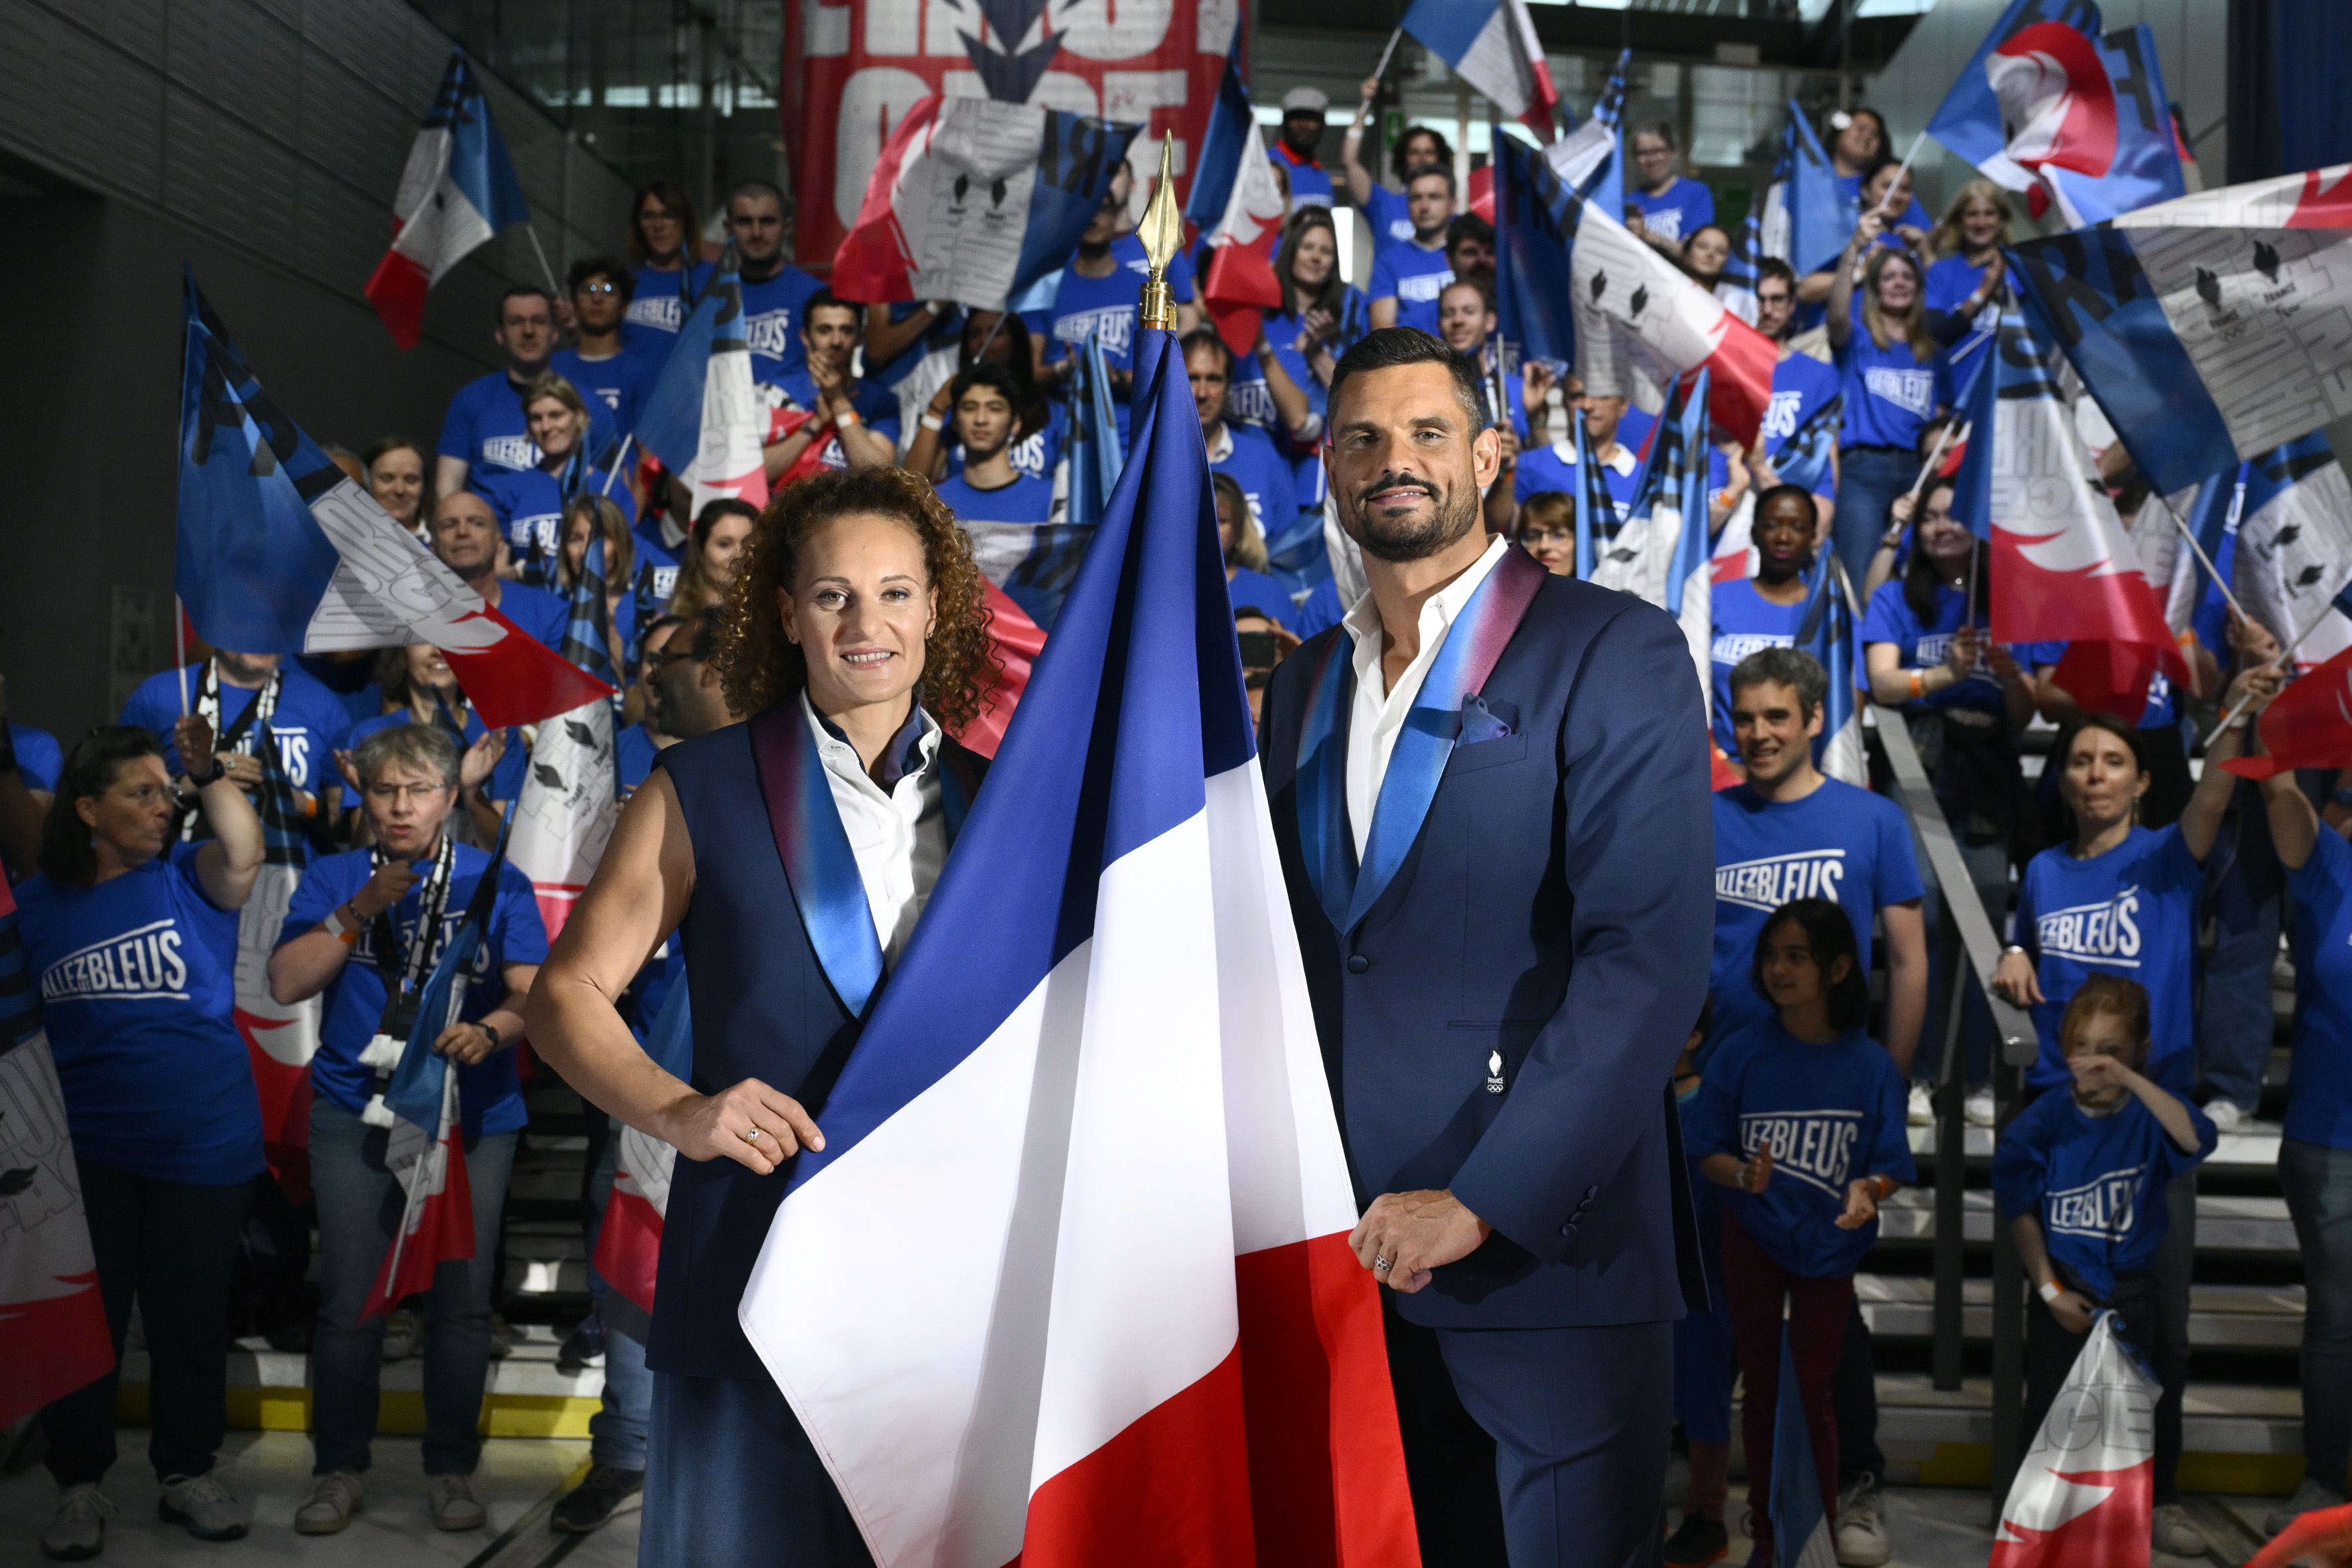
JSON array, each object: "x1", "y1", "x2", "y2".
[{"x1": 5, "y1": 84, "x2": 2349, "y2": 1568}]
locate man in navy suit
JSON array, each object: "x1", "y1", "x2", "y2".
[{"x1": 1259, "y1": 327, "x2": 1713, "y2": 1567}]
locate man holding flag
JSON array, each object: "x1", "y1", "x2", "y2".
[{"x1": 1262, "y1": 325, "x2": 1713, "y2": 1561}]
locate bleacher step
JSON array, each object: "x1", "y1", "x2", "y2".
[
  {"x1": 1856, "y1": 1274, "x2": 2304, "y2": 1349},
  {"x1": 1874, "y1": 1187, "x2": 2294, "y2": 1251}
]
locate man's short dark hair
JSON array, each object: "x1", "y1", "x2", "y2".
[
  {"x1": 728, "y1": 178, "x2": 796, "y2": 220},
  {"x1": 1756, "y1": 257, "x2": 1798, "y2": 293},
  {"x1": 497, "y1": 285, "x2": 554, "y2": 324},
  {"x1": 1728, "y1": 646, "x2": 1828, "y2": 722},
  {"x1": 1445, "y1": 213, "x2": 1494, "y2": 254},
  {"x1": 803, "y1": 288, "x2": 863, "y2": 331},
  {"x1": 567, "y1": 256, "x2": 635, "y2": 301},
  {"x1": 949, "y1": 360, "x2": 1024, "y2": 414},
  {"x1": 1179, "y1": 327, "x2": 1233, "y2": 376},
  {"x1": 1405, "y1": 161, "x2": 1456, "y2": 195},
  {"x1": 1441, "y1": 275, "x2": 1496, "y2": 315},
  {"x1": 1328, "y1": 327, "x2": 1487, "y2": 435}
]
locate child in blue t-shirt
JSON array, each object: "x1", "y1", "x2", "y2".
[
  {"x1": 1689, "y1": 898, "x2": 1913, "y2": 1565},
  {"x1": 1994, "y1": 975, "x2": 2212, "y2": 1518}
]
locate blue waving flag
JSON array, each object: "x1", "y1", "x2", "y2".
[
  {"x1": 431, "y1": 52, "x2": 529, "y2": 236},
  {"x1": 1783, "y1": 106, "x2": 1849, "y2": 278}
]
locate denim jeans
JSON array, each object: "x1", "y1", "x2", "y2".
[
  {"x1": 2199, "y1": 791, "x2": 2285, "y2": 1114},
  {"x1": 307, "y1": 1095, "x2": 514, "y2": 1477},
  {"x1": 2282, "y1": 1138, "x2": 2352, "y2": 1490},
  {"x1": 1832, "y1": 445, "x2": 1916, "y2": 587}
]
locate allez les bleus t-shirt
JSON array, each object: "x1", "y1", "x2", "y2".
[
  {"x1": 2016, "y1": 824, "x2": 2203, "y2": 1093},
  {"x1": 1993, "y1": 1087, "x2": 2211, "y2": 1300}
]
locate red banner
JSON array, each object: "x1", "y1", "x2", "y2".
[{"x1": 782, "y1": 0, "x2": 1238, "y2": 270}]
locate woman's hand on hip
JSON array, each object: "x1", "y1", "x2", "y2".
[{"x1": 657, "y1": 1078, "x2": 825, "y2": 1176}]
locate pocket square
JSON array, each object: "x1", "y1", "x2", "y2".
[{"x1": 1457, "y1": 694, "x2": 1518, "y2": 746}]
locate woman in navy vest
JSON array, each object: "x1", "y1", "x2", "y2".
[{"x1": 526, "y1": 465, "x2": 997, "y2": 1565}]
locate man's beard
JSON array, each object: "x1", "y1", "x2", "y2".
[{"x1": 1341, "y1": 473, "x2": 1482, "y2": 563}]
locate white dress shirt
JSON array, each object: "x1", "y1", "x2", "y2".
[
  {"x1": 801, "y1": 692, "x2": 947, "y2": 964},
  {"x1": 1340, "y1": 534, "x2": 1510, "y2": 861}
]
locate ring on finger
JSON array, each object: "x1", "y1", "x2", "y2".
[
  {"x1": 742, "y1": 1125, "x2": 765, "y2": 1143},
  {"x1": 1373, "y1": 1254, "x2": 1393, "y2": 1273}
]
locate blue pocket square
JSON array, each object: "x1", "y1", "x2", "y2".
[{"x1": 1457, "y1": 694, "x2": 1518, "y2": 746}]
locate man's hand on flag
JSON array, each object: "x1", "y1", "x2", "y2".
[
  {"x1": 659, "y1": 1077, "x2": 826, "y2": 1175},
  {"x1": 435, "y1": 1020, "x2": 502, "y2": 1065},
  {"x1": 1351, "y1": 1188, "x2": 1492, "y2": 1293}
]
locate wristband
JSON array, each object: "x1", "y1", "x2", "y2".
[
  {"x1": 2038, "y1": 1280, "x2": 2065, "y2": 1304},
  {"x1": 188, "y1": 756, "x2": 224, "y2": 787},
  {"x1": 1908, "y1": 668, "x2": 1926, "y2": 700},
  {"x1": 482, "y1": 1022, "x2": 503, "y2": 1052},
  {"x1": 919, "y1": 412, "x2": 945, "y2": 433},
  {"x1": 834, "y1": 409, "x2": 860, "y2": 430}
]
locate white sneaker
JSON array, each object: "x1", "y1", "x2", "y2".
[
  {"x1": 2203, "y1": 1099, "x2": 2250, "y2": 1134},
  {"x1": 1834, "y1": 1475, "x2": 1891, "y2": 1567},
  {"x1": 2266, "y1": 1476, "x2": 2349, "y2": 1537},
  {"x1": 295, "y1": 1470, "x2": 364, "y2": 1535},
  {"x1": 431, "y1": 1472, "x2": 488, "y2": 1531},
  {"x1": 41, "y1": 1483, "x2": 112, "y2": 1561},
  {"x1": 1907, "y1": 1084, "x2": 1934, "y2": 1127},
  {"x1": 158, "y1": 1472, "x2": 248, "y2": 1541},
  {"x1": 1964, "y1": 1087, "x2": 1997, "y2": 1127},
  {"x1": 2152, "y1": 1502, "x2": 2209, "y2": 1557},
  {"x1": 380, "y1": 1307, "x2": 420, "y2": 1361}
]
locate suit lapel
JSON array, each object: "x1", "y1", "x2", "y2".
[{"x1": 749, "y1": 701, "x2": 886, "y2": 1019}]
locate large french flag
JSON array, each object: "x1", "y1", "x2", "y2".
[
  {"x1": 740, "y1": 327, "x2": 1418, "y2": 1567},
  {"x1": 1188, "y1": 37, "x2": 1288, "y2": 358},
  {"x1": 1401, "y1": 0, "x2": 1559, "y2": 142},
  {"x1": 832, "y1": 96, "x2": 1138, "y2": 312},
  {"x1": 633, "y1": 250, "x2": 772, "y2": 521},
  {"x1": 364, "y1": 51, "x2": 532, "y2": 351},
  {"x1": 179, "y1": 275, "x2": 612, "y2": 729},
  {"x1": 2009, "y1": 163, "x2": 2352, "y2": 497}
]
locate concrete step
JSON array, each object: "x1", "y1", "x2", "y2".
[
  {"x1": 1856, "y1": 1274, "x2": 2305, "y2": 1350},
  {"x1": 1905, "y1": 1120, "x2": 2286, "y2": 1172},
  {"x1": 1873, "y1": 1187, "x2": 2296, "y2": 1251}
]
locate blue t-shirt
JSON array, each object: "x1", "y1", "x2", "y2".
[
  {"x1": 1836, "y1": 331, "x2": 1949, "y2": 451},
  {"x1": 1709, "y1": 779, "x2": 1922, "y2": 1046},
  {"x1": 489, "y1": 580, "x2": 572, "y2": 655},
  {"x1": 1687, "y1": 1019, "x2": 1915, "y2": 1279},
  {"x1": 282, "y1": 843, "x2": 550, "y2": 1136},
  {"x1": 1993, "y1": 1087, "x2": 2211, "y2": 1300},
  {"x1": 1229, "y1": 298, "x2": 1366, "y2": 510},
  {"x1": 1707, "y1": 578, "x2": 1809, "y2": 755},
  {"x1": 472, "y1": 465, "x2": 638, "y2": 586},
  {"x1": 947, "y1": 400, "x2": 1068, "y2": 487},
  {"x1": 1707, "y1": 353, "x2": 1841, "y2": 500},
  {"x1": 739, "y1": 264, "x2": 828, "y2": 389},
  {"x1": 935, "y1": 471, "x2": 1056, "y2": 526},
  {"x1": 11, "y1": 723, "x2": 62, "y2": 791},
  {"x1": 774, "y1": 371, "x2": 903, "y2": 470},
  {"x1": 548, "y1": 343, "x2": 659, "y2": 464},
  {"x1": 2016, "y1": 825, "x2": 2203, "y2": 1093},
  {"x1": 1296, "y1": 575, "x2": 1346, "y2": 639},
  {"x1": 1224, "y1": 567, "x2": 1298, "y2": 631},
  {"x1": 1513, "y1": 406, "x2": 1657, "y2": 509},
  {"x1": 617, "y1": 722, "x2": 663, "y2": 797},
  {"x1": 1210, "y1": 423, "x2": 1300, "y2": 543},
  {"x1": 1368, "y1": 242, "x2": 1453, "y2": 335},
  {"x1": 1044, "y1": 236, "x2": 1197, "y2": 378},
  {"x1": 341, "y1": 709, "x2": 526, "y2": 803},
  {"x1": 437, "y1": 370, "x2": 540, "y2": 484},
  {"x1": 1359, "y1": 185, "x2": 1419, "y2": 258},
  {"x1": 1836, "y1": 175, "x2": 1932, "y2": 238},
  {"x1": 2031, "y1": 641, "x2": 2178, "y2": 730},
  {"x1": 1630, "y1": 177, "x2": 1715, "y2": 245},
  {"x1": 1862, "y1": 581, "x2": 2033, "y2": 717},
  {"x1": 1924, "y1": 254, "x2": 1998, "y2": 388},
  {"x1": 625, "y1": 260, "x2": 716, "y2": 340},
  {"x1": 1271, "y1": 146, "x2": 1335, "y2": 209},
  {"x1": 119, "y1": 663, "x2": 351, "y2": 795},
  {"x1": 2286, "y1": 828, "x2": 2352, "y2": 1150},
  {"x1": 17, "y1": 844, "x2": 264, "y2": 1185}
]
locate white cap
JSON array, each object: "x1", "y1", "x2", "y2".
[{"x1": 1281, "y1": 86, "x2": 1330, "y2": 118}]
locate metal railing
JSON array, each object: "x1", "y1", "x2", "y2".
[{"x1": 1868, "y1": 705, "x2": 2040, "y2": 1507}]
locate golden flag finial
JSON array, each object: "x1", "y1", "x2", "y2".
[{"x1": 1137, "y1": 132, "x2": 1182, "y2": 331}]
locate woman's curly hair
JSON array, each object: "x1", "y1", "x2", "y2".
[{"x1": 712, "y1": 467, "x2": 1000, "y2": 734}]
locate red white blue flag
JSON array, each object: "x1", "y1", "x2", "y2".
[
  {"x1": 1401, "y1": 0, "x2": 1558, "y2": 141},
  {"x1": 1188, "y1": 37, "x2": 1287, "y2": 357},
  {"x1": 633, "y1": 250, "x2": 772, "y2": 521},
  {"x1": 739, "y1": 326, "x2": 1417, "y2": 1567},
  {"x1": 364, "y1": 51, "x2": 532, "y2": 350}
]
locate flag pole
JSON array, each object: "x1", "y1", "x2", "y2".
[
  {"x1": 175, "y1": 596, "x2": 191, "y2": 716},
  {"x1": 1907, "y1": 418, "x2": 1960, "y2": 506},
  {"x1": 2165, "y1": 501, "x2": 2251, "y2": 625},
  {"x1": 601, "y1": 432, "x2": 633, "y2": 497},
  {"x1": 522, "y1": 222, "x2": 563, "y2": 301},
  {"x1": 1352, "y1": 28, "x2": 1404, "y2": 131},
  {"x1": 2213, "y1": 597, "x2": 2339, "y2": 732},
  {"x1": 1871, "y1": 132, "x2": 1926, "y2": 219}
]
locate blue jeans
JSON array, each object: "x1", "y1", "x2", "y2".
[
  {"x1": 2282, "y1": 1138, "x2": 2352, "y2": 1490},
  {"x1": 2199, "y1": 795, "x2": 2284, "y2": 1113},
  {"x1": 308, "y1": 1095, "x2": 514, "y2": 1477},
  {"x1": 1832, "y1": 445, "x2": 1916, "y2": 587}
]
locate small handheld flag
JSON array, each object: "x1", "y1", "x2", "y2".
[{"x1": 365, "y1": 52, "x2": 532, "y2": 349}]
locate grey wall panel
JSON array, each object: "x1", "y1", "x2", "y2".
[
  {"x1": 165, "y1": 0, "x2": 305, "y2": 149},
  {"x1": 3, "y1": 1, "x2": 167, "y2": 202}
]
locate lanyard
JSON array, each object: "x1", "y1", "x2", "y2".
[
  {"x1": 180, "y1": 663, "x2": 282, "y2": 840},
  {"x1": 369, "y1": 834, "x2": 457, "y2": 1039}
]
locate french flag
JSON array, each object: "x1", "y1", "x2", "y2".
[
  {"x1": 364, "y1": 51, "x2": 532, "y2": 351},
  {"x1": 1401, "y1": 0, "x2": 1559, "y2": 141},
  {"x1": 512, "y1": 540, "x2": 623, "y2": 941},
  {"x1": 0, "y1": 880, "x2": 115, "y2": 1430},
  {"x1": 1188, "y1": 37, "x2": 1288, "y2": 358},
  {"x1": 179, "y1": 275, "x2": 612, "y2": 730},
  {"x1": 1572, "y1": 203, "x2": 1777, "y2": 447},
  {"x1": 2223, "y1": 643, "x2": 2352, "y2": 781},
  {"x1": 633, "y1": 249, "x2": 771, "y2": 521},
  {"x1": 739, "y1": 327, "x2": 1418, "y2": 1567},
  {"x1": 592, "y1": 979, "x2": 692, "y2": 1342}
]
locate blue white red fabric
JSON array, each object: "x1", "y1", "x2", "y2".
[
  {"x1": 592, "y1": 976, "x2": 689, "y2": 1341},
  {"x1": 0, "y1": 877, "x2": 114, "y2": 1430},
  {"x1": 2009, "y1": 163, "x2": 2352, "y2": 496},
  {"x1": 1791, "y1": 554, "x2": 1865, "y2": 785},
  {"x1": 364, "y1": 51, "x2": 531, "y2": 350},
  {"x1": 1571, "y1": 203, "x2": 1776, "y2": 447},
  {"x1": 832, "y1": 94, "x2": 1137, "y2": 314},
  {"x1": 1757, "y1": 102, "x2": 1852, "y2": 280},
  {"x1": 633, "y1": 248, "x2": 771, "y2": 520},
  {"x1": 1401, "y1": 0, "x2": 1559, "y2": 141},
  {"x1": 1925, "y1": 1, "x2": 2185, "y2": 228},
  {"x1": 736, "y1": 326, "x2": 1415, "y2": 1568},
  {"x1": 178, "y1": 275, "x2": 611, "y2": 730},
  {"x1": 1188, "y1": 35, "x2": 1287, "y2": 356}
]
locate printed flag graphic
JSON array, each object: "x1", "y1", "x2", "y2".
[
  {"x1": 365, "y1": 51, "x2": 532, "y2": 349},
  {"x1": 2007, "y1": 163, "x2": 2352, "y2": 496},
  {"x1": 0, "y1": 878, "x2": 114, "y2": 1429},
  {"x1": 740, "y1": 325, "x2": 1418, "y2": 1567},
  {"x1": 634, "y1": 248, "x2": 771, "y2": 522},
  {"x1": 1401, "y1": 0, "x2": 1559, "y2": 141},
  {"x1": 179, "y1": 274, "x2": 613, "y2": 729},
  {"x1": 591, "y1": 979, "x2": 690, "y2": 1344},
  {"x1": 1574, "y1": 206, "x2": 1775, "y2": 445},
  {"x1": 1796, "y1": 556, "x2": 1865, "y2": 786},
  {"x1": 832, "y1": 95, "x2": 1140, "y2": 313},
  {"x1": 1493, "y1": 56, "x2": 1622, "y2": 372},
  {"x1": 1757, "y1": 102, "x2": 1851, "y2": 279},
  {"x1": 510, "y1": 702, "x2": 618, "y2": 945},
  {"x1": 1992, "y1": 1311, "x2": 2157, "y2": 1567},
  {"x1": 233, "y1": 726, "x2": 321, "y2": 1203}
]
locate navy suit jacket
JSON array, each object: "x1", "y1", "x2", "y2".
[{"x1": 1260, "y1": 570, "x2": 1713, "y2": 1329}]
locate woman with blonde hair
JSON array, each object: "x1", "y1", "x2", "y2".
[
  {"x1": 1826, "y1": 214, "x2": 1950, "y2": 587},
  {"x1": 1214, "y1": 471, "x2": 1296, "y2": 630},
  {"x1": 556, "y1": 494, "x2": 638, "y2": 670},
  {"x1": 1925, "y1": 179, "x2": 2013, "y2": 385},
  {"x1": 526, "y1": 467, "x2": 998, "y2": 1564},
  {"x1": 475, "y1": 374, "x2": 633, "y2": 587}
]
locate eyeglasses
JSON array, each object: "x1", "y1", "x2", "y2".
[{"x1": 580, "y1": 281, "x2": 619, "y2": 296}]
